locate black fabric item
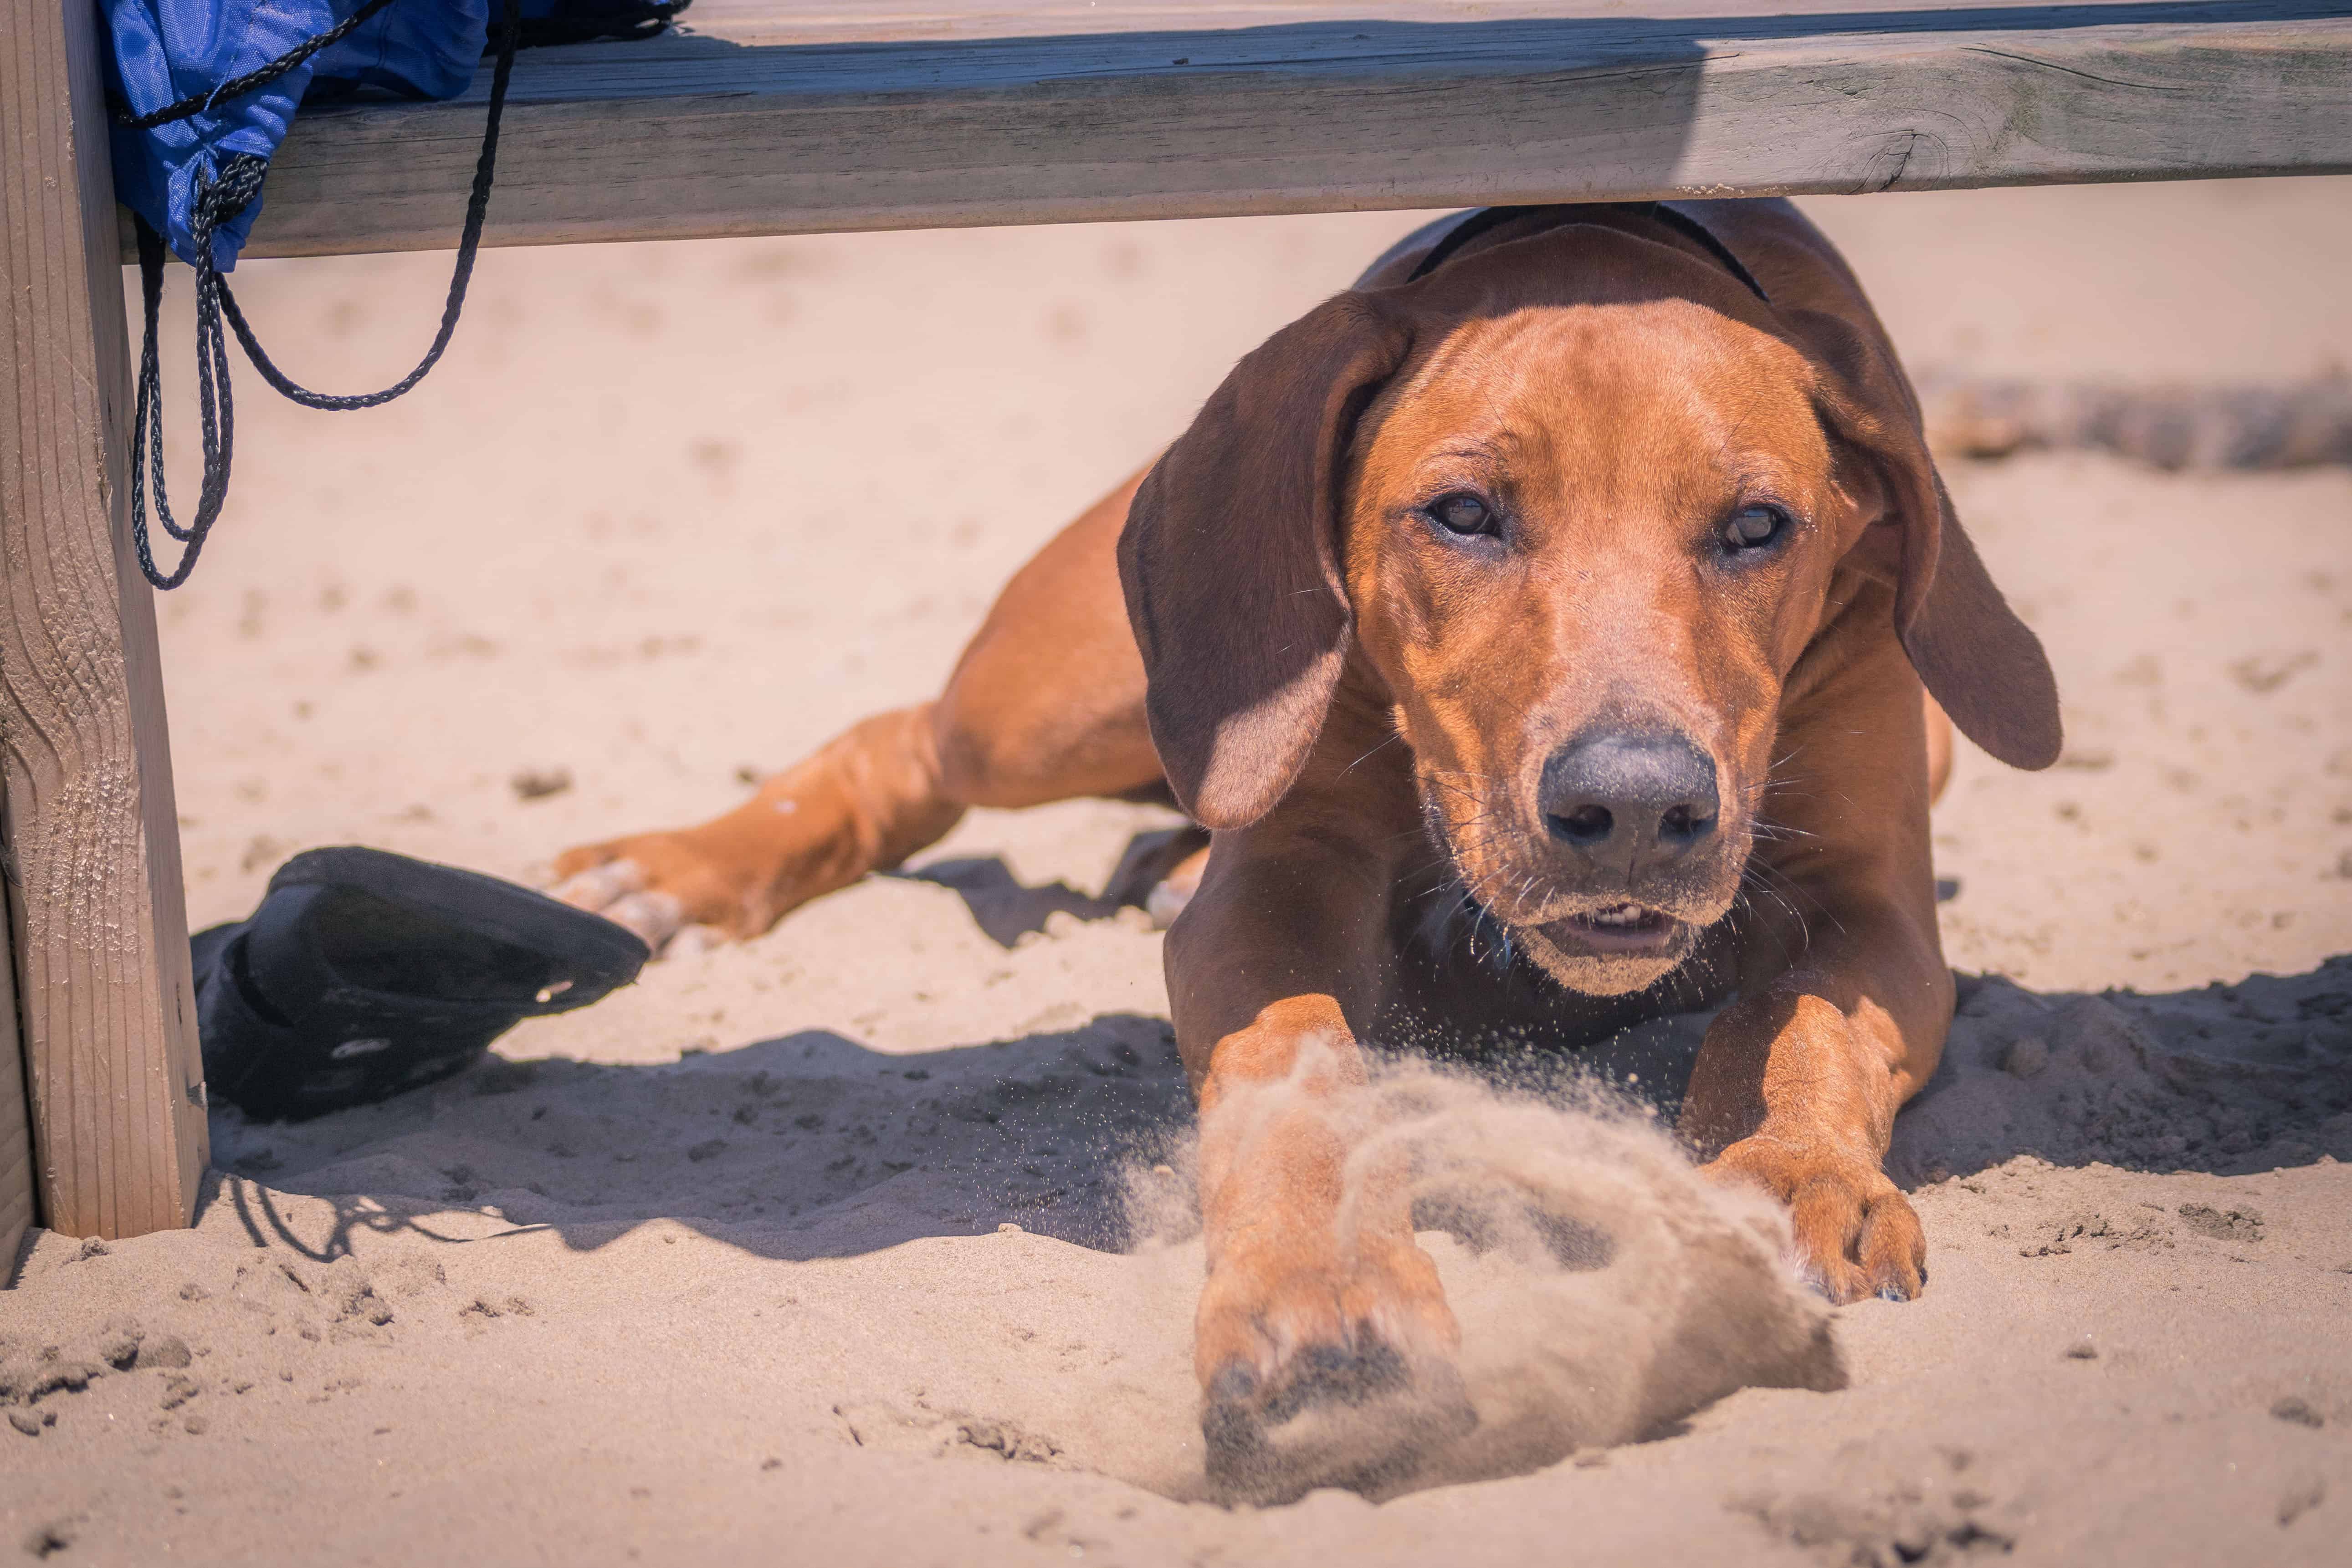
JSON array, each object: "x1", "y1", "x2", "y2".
[
  {"x1": 512, "y1": 0, "x2": 692, "y2": 49},
  {"x1": 195, "y1": 846, "x2": 648, "y2": 1121}
]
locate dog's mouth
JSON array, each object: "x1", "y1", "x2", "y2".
[
  {"x1": 1537, "y1": 902, "x2": 1684, "y2": 958},
  {"x1": 1418, "y1": 789, "x2": 1733, "y2": 991}
]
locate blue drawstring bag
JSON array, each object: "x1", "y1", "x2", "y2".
[
  {"x1": 98, "y1": 0, "x2": 687, "y2": 587},
  {"x1": 104, "y1": 0, "x2": 491, "y2": 273}
]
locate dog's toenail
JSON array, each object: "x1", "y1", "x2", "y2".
[{"x1": 1878, "y1": 1285, "x2": 1910, "y2": 1302}]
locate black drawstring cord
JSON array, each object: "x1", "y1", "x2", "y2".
[
  {"x1": 129, "y1": 166, "x2": 255, "y2": 589},
  {"x1": 124, "y1": 0, "x2": 694, "y2": 588},
  {"x1": 215, "y1": 0, "x2": 520, "y2": 412},
  {"x1": 129, "y1": 0, "x2": 522, "y2": 589}
]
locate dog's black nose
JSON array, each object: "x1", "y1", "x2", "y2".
[{"x1": 1539, "y1": 729, "x2": 1720, "y2": 870}]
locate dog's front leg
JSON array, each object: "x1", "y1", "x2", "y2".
[
  {"x1": 1682, "y1": 932, "x2": 1948, "y2": 1304},
  {"x1": 1683, "y1": 658, "x2": 1954, "y2": 1304},
  {"x1": 1166, "y1": 829, "x2": 1469, "y2": 1485}
]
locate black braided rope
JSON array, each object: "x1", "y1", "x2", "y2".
[
  {"x1": 115, "y1": 0, "x2": 404, "y2": 130},
  {"x1": 215, "y1": 2, "x2": 520, "y2": 412},
  {"x1": 130, "y1": 0, "x2": 522, "y2": 588}
]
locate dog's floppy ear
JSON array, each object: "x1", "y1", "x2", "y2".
[
  {"x1": 1118, "y1": 293, "x2": 1414, "y2": 828},
  {"x1": 1794, "y1": 308, "x2": 2063, "y2": 771}
]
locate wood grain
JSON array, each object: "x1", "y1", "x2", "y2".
[
  {"x1": 1, "y1": 0, "x2": 209, "y2": 1241},
  {"x1": 220, "y1": 0, "x2": 2352, "y2": 260}
]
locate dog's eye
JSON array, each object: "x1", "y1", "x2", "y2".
[
  {"x1": 1428, "y1": 492, "x2": 1498, "y2": 537},
  {"x1": 1722, "y1": 504, "x2": 1790, "y2": 553}
]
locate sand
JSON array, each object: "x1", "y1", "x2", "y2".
[{"x1": 4, "y1": 177, "x2": 2349, "y2": 1564}]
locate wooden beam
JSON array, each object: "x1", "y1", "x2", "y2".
[
  {"x1": 1, "y1": 0, "x2": 209, "y2": 1240},
  {"x1": 223, "y1": 0, "x2": 2352, "y2": 261}
]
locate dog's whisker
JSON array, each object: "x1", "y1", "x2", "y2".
[
  {"x1": 1339, "y1": 731, "x2": 1405, "y2": 779},
  {"x1": 1734, "y1": 873, "x2": 1809, "y2": 963}
]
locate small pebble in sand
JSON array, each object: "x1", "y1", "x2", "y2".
[
  {"x1": 998, "y1": 1223, "x2": 1024, "y2": 1235},
  {"x1": 8, "y1": 1409, "x2": 52, "y2": 1437},
  {"x1": 2064, "y1": 1337, "x2": 2100, "y2": 1360},
  {"x1": 2271, "y1": 1396, "x2": 2324, "y2": 1429},
  {"x1": 2001, "y1": 1037, "x2": 2051, "y2": 1078},
  {"x1": 687, "y1": 1139, "x2": 728, "y2": 1163},
  {"x1": 510, "y1": 766, "x2": 573, "y2": 802},
  {"x1": 183, "y1": 1415, "x2": 209, "y2": 1436}
]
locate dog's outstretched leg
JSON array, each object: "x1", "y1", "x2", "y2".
[
  {"x1": 1189, "y1": 997, "x2": 1473, "y2": 1502},
  {"x1": 551, "y1": 704, "x2": 966, "y2": 953},
  {"x1": 550, "y1": 471, "x2": 1168, "y2": 955}
]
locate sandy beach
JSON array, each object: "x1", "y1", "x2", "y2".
[{"x1": 4, "y1": 176, "x2": 2349, "y2": 1564}]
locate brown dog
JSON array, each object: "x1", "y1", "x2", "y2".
[{"x1": 553, "y1": 201, "x2": 2060, "y2": 1465}]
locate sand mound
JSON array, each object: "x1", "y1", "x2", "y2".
[{"x1": 1122, "y1": 1060, "x2": 1843, "y2": 1503}]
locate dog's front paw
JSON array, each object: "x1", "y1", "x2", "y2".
[
  {"x1": 1194, "y1": 1236, "x2": 1472, "y2": 1500},
  {"x1": 1704, "y1": 1135, "x2": 1926, "y2": 1304},
  {"x1": 548, "y1": 833, "x2": 749, "y2": 956}
]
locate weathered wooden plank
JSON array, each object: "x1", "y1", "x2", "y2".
[
  {"x1": 226, "y1": 0, "x2": 2352, "y2": 260},
  {"x1": 1, "y1": 0, "x2": 209, "y2": 1240}
]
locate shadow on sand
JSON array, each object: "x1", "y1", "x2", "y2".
[{"x1": 198, "y1": 859, "x2": 2351, "y2": 1271}]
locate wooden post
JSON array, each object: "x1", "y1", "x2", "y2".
[{"x1": 0, "y1": 0, "x2": 208, "y2": 1242}]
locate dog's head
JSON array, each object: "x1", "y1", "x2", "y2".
[{"x1": 1120, "y1": 216, "x2": 2060, "y2": 996}]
